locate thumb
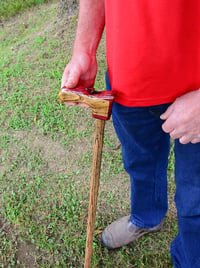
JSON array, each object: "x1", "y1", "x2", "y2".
[{"x1": 160, "y1": 103, "x2": 174, "y2": 120}]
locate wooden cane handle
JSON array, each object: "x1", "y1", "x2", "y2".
[{"x1": 59, "y1": 86, "x2": 116, "y2": 120}]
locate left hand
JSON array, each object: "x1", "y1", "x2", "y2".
[{"x1": 160, "y1": 89, "x2": 200, "y2": 144}]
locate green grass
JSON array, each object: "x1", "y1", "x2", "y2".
[
  {"x1": 0, "y1": 2, "x2": 176, "y2": 267},
  {"x1": 0, "y1": 0, "x2": 51, "y2": 20}
]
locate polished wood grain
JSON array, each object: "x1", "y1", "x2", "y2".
[{"x1": 59, "y1": 88, "x2": 110, "y2": 119}]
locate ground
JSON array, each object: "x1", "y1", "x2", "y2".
[{"x1": 0, "y1": 2, "x2": 176, "y2": 267}]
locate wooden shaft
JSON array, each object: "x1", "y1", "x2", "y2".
[{"x1": 84, "y1": 119, "x2": 105, "y2": 268}]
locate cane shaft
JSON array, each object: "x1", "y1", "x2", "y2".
[{"x1": 84, "y1": 119, "x2": 105, "y2": 268}]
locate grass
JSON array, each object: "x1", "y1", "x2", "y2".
[
  {"x1": 0, "y1": 1, "x2": 176, "y2": 267},
  {"x1": 0, "y1": 0, "x2": 51, "y2": 20}
]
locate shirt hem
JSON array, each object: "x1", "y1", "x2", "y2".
[
  {"x1": 114, "y1": 87, "x2": 200, "y2": 107},
  {"x1": 114, "y1": 96, "x2": 176, "y2": 107}
]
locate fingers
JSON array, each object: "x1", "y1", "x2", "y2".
[
  {"x1": 160, "y1": 91, "x2": 200, "y2": 144},
  {"x1": 161, "y1": 121, "x2": 174, "y2": 134},
  {"x1": 160, "y1": 104, "x2": 176, "y2": 133},
  {"x1": 191, "y1": 137, "x2": 200, "y2": 144},
  {"x1": 179, "y1": 135, "x2": 193, "y2": 144},
  {"x1": 160, "y1": 103, "x2": 174, "y2": 120},
  {"x1": 61, "y1": 64, "x2": 81, "y2": 89},
  {"x1": 162, "y1": 123, "x2": 193, "y2": 144},
  {"x1": 169, "y1": 129, "x2": 181, "y2": 140},
  {"x1": 179, "y1": 134, "x2": 200, "y2": 144},
  {"x1": 163, "y1": 128, "x2": 200, "y2": 144},
  {"x1": 61, "y1": 64, "x2": 90, "y2": 108}
]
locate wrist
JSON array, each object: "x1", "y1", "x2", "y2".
[
  {"x1": 71, "y1": 51, "x2": 96, "y2": 65},
  {"x1": 73, "y1": 44, "x2": 97, "y2": 58}
]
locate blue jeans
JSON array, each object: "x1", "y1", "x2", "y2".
[{"x1": 106, "y1": 72, "x2": 200, "y2": 268}]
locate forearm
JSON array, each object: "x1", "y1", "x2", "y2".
[{"x1": 73, "y1": 0, "x2": 105, "y2": 56}]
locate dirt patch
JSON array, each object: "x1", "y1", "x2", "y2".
[
  {"x1": 30, "y1": 134, "x2": 68, "y2": 172},
  {"x1": 0, "y1": 214, "x2": 38, "y2": 267},
  {"x1": 11, "y1": 129, "x2": 92, "y2": 174},
  {"x1": 16, "y1": 241, "x2": 37, "y2": 268}
]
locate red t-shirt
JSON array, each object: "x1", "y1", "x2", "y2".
[{"x1": 105, "y1": 0, "x2": 200, "y2": 106}]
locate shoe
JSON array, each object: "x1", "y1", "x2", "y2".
[{"x1": 101, "y1": 215, "x2": 163, "y2": 249}]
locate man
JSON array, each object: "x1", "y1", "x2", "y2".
[{"x1": 61, "y1": 1, "x2": 200, "y2": 267}]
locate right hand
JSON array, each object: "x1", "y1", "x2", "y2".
[{"x1": 61, "y1": 52, "x2": 97, "y2": 107}]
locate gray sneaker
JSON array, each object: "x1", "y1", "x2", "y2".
[{"x1": 101, "y1": 215, "x2": 163, "y2": 249}]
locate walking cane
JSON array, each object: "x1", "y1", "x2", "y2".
[{"x1": 59, "y1": 86, "x2": 116, "y2": 268}]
